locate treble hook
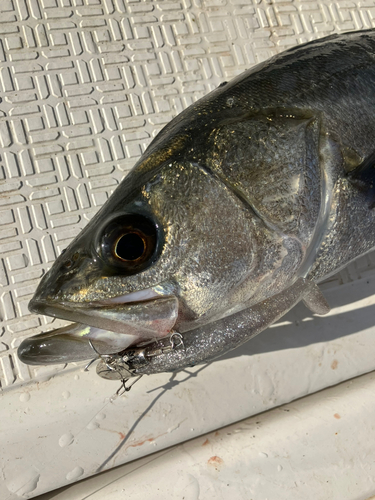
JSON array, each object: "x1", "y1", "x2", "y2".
[
  {"x1": 116, "y1": 375, "x2": 143, "y2": 396},
  {"x1": 84, "y1": 339, "x2": 143, "y2": 395},
  {"x1": 85, "y1": 332, "x2": 185, "y2": 394},
  {"x1": 84, "y1": 340, "x2": 115, "y2": 372}
]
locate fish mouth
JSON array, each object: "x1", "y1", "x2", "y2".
[{"x1": 19, "y1": 288, "x2": 179, "y2": 366}]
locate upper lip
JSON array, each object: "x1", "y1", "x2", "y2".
[{"x1": 29, "y1": 287, "x2": 163, "y2": 313}]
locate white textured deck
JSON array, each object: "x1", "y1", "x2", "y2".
[
  {"x1": 35, "y1": 371, "x2": 375, "y2": 500},
  {"x1": 1, "y1": 0, "x2": 375, "y2": 498}
]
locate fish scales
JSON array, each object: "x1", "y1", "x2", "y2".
[{"x1": 17, "y1": 30, "x2": 375, "y2": 383}]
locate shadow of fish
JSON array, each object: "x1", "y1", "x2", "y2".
[{"x1": 18, "y1": 30, "x2": 375, "y2": 385}]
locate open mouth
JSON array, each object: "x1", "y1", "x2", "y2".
[{"x1": 18, "y1": 288, "x2": 179, "y2": 366}]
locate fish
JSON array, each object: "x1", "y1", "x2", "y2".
[{"x1": 17, "y1": 29, "x2": 375, "y2": 385}]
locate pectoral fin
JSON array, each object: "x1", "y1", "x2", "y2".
[
  {"x1": 302, "y1": 282, "x2": 330, "y2": 315},
  {"x1": 347, "y1": 149, "x2": 375, "y2": 209}
]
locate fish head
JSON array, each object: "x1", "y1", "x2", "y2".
[
  {"x1": 30, "y1": 159, "x2": 256, "y2": 325},
  {"x1": 22, "y1": 150, "x2": 301, "y2": 365}
]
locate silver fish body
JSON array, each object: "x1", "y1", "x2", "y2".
[{"x1": 18, "y1": 30, "x2": 375, "y2": 380}]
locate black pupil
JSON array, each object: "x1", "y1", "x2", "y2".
[{"x1": 115, "y1": 232, "x2": 145, "y2": 261}]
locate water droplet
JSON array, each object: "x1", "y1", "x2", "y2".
[
  {"x1": 96, "y1": 412, "x2": 106, "y2": 421},
  {"x1": 259, "y1": 452, "x2": 268, "y2": 458},
  {"x1": 62, "y1": 391, "x2": 70, "y2": 399},
  {"x1": 19, "y1": 392, "x2": 30, "y2": 402},
  {"x1": 66, "y1": 466, "x2": 84, "y2": 481},
  {"x1": 6, "y1": 467, "x2": 40, "y2": 495},
  {"x1": 277, "y1": 465, "x2": 283, "y2": 472},
  {"x1": 86, "y1": 421, "x2": 99, "y2": 430},
  {"x1": 59, "y1": 432, "x2": 74, "y2": 448},
  {"x1": 74, "y1": 374, "x2": 80, "y2": 381}
]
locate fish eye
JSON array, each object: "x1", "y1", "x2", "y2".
[
  {"x1": 115, "y1": 232, "x2": 145, "y2": 261},
  {"x1": 100, "y1": 213, "x2": 160, "y2": 274}
]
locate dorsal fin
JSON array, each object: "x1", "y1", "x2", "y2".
[{"x1": 347, "y1": 150, "x2": 375, "y2": 209}]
